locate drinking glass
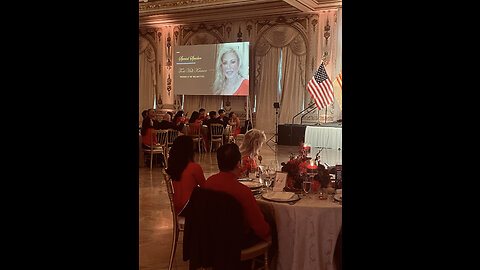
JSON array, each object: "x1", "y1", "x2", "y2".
[
  {"x1": 302, "y1": 180, "x2": 312, "y2": 198},
  {"x1": 263, "y1": 178, "x2": 271, "y2": 193},
  {"x1": 268, "y1": 169, "x2": 276, "y2": 189},
  {"x1": 248, "y1": 169, "x2": 256, "y2": 180},
  {"x1": 262, "y1": 165, "x2": 269, "y2": 177}
]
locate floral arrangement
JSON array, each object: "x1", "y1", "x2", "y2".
[{"x1": 280, "y1": 145, "x2": 331, "y2": 192}]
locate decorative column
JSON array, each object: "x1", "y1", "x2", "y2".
[{"x1": 157, "y1": 26, "x2": 176, "y2": 112}]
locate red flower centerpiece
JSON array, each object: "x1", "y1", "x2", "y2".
[{"x1": 281, "y1": 144, "x2": 327, "y2": 192}]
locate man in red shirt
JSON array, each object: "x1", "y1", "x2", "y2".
[{"x1": 204, "y1": 143, "x2": 271, "y2": 248}]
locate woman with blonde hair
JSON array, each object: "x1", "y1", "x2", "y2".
[
  {"x1": 213, "y1": 46, "x2": 249, "y2": 95},
  {"x1": 239, "y1": 129, "x2": 266, "y2": 177}
]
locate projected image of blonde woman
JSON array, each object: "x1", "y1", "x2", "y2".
[{"x1": 213, "y1": 45, "x2": 249, "y2": 95}]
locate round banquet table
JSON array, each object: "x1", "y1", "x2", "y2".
[
  {"x1": 304, "y1": 126, "x2": 342, "y2": 150},
  {"x1": 256, "y1": 195, "x2": 342, "y2": 270}
]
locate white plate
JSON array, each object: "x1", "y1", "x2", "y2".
[
  {"x1": 261, "y1": 192, "x2": 300, "y2": 203},
  {"x1": 241, "y1": 181, "x2": 262, "y2": 189},
  {"x1": 334, "y1": 194, "x2": 342, "y2": 202}
]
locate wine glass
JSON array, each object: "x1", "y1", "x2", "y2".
[
  {"x1": 302, "y1": 180, "x2": 312, "y2": 198},
  {"x1": 248, "y1": 167, "x2": 256, "y2": 180},
  {"x1": 268, "y1": 167, "x2": 276, "y2": 188}
]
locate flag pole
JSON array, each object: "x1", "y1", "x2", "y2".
[
  {"x1": 325, "y1": 106, "x2": 327, "y2": 123},
  {"x1": 321, "y1": 59, "x2": 327, "y2": 124}
]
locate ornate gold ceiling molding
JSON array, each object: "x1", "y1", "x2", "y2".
[
  {"x1": 284, "y1": 0, "x2": 341, "y2": 11},
  {"x1": 140, "y1": 0, "x2": 223, "y2": 11},
  {"x1": 140, "y1": 0, "x2": 269, "y2": 14},
  {"x1": 139, "y1": 0, "x2": 341, "y2": 27}
]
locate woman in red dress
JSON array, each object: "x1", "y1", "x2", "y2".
[
  {"x1": 166, "y1": 135, "x2": 207, "y2": 215},
  {"x1": 188, "y1": 111, "x2": 207, "y2": 151},
  {"x1": 228, "y1": 112, "x2": 241, "y2": 138}
]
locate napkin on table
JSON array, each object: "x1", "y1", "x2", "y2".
[{"x1": 266, "y1": 191, "x2": 295, "y2": 201}]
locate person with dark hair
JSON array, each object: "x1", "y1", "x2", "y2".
[
  {"x1": 141, "y1": 110, "x2": 148, "y2": 119},
  {"x1": 166, "y1": 111, "x2": 174, "y2": 120},
  {"x1": 218, "y1": 109, "x2": 229, "y2": 124},
  {"x1": 140, "y1": 109, "x2": 148, "y2": 133},
  {"x1": 188, "y1": 111, "x2": 201, "y2": 124},
  {"x1": 198, "y1": 108, "x2": 208, "y2": 122},
  {"x1": 204, "y1": 110, "x2": 226, "y2": 128},
  {"x1": 204, "y1": 143, "x2": 271, "y2": 248},
  {"x1": 172, "y1": 110, "x2": 186, "y2": 131},
  {"x1": 203, "y1": 111, "x2": 226, "y2": 148},
  {"x1": 172, "y1": 110, "x2": 185, "y2": 125},
  {"x1": 166, "y1": 135, "x2": 207, "y2": 216}
]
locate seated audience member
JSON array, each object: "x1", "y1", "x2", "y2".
[
  {"x1": 167, "y1": 111, "x2": 174, "y2": 121},
  {"x1": 218, "y1": 109, "x2": 229, "y2": 124},
  {"x1": 204, "y1": 143, "x2": 271, "y2": 248},
  {"x1": 141, "y1": 110, "x2": 148, "y2": 120},
  {"x1": 188, "y1": 111, "x2": 207, "y2": 150},
  {"x1": 153, "y1": 119, "x2": 162, "y2": 130},
  {"x1": 166, "y1": 135, "x2": 207, "y2": 215},
  {"x1": 172, "y1": 110, "x2": 186, "y2": 130},
  {"x1": 172, "y1": 111, "x2": 185, "y2": 125},
  {"x1": 228, "y1": 112, "x2": 241, "y2": 138},
  {"x1": 158, "y1": 113, "x2": 182, "y2": 131},
  {"x1": 239, "y1": 129, "x2": 266, "y2": 177},
  {"x1": 204, "y1": 111, "x2": 227, "y2": 128},
  {"x1": 204, "y1": 111, "x2": 227, "y2": 147},
  {"x1": 141, "y1": 109, "x2": 158, "y2": 148},
  {"x1": 142, "y1": 108, "x2": 161, "y2": 129},
  {"x1": 198, "y1": 108, "x2": 209, "y2": 122},
  {"x1": 188, "y1": 111, "x2": 201, "y2": 124},
  {"x1": 140, "y1": 110, "x2": 148, "y2": 132}
]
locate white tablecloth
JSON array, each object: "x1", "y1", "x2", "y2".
[
  {"x1": 304, "y1": 126, "x2": 342, "y2": 149},
  {"x1": 257, "y1": 196, "x2": 342, "y2": 270}
]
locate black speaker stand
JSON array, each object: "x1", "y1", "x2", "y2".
[{"x1": 266, "y1": 108, "x2": 279, "y2": 145}]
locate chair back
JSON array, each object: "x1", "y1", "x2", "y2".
[
  {"x1": 187, "y1": 123, "x2": 201, "y2": 137},
  {"x1": 210, "y1": 123, "x2": 224, "y2": 139},
  {"x1": 225, "y1": 125, "x2": 235, "y2": 143},
  {"x1": 151, "y1": 129, "x2": 168, "y2": 150},
  {"x1": 183, "y1": 187, "x2": 243, "y2": 270},
  {"x1": 187, "y1": 123, "x2": 205, "y2": 153},
  {"x1": 162, "y1": 170, "x2": 179, "y2": 231},
  {"x1": 166, "y1": 129, "x2": 178, "y2": 147},
  {"x1": 144, "y1": 130, "x2": 168, "y2": 169}
]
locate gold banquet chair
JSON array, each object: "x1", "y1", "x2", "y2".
[
  {"x1": 187, "y1": 123, "x2": 205, "y2": 153},
  {"x1": 209, "y1": 123, "x2": 224, "y2": 152},
  {"x1": 143, "y1": 129, "x2": 168, "y2": 169},
  {"x1": 240, "y1": 240, "x2": 271, "y2": 270},
  {"x1": 165, "y1": 128, "x2": 179, "y2": 166},
  {"x1": 161, "y1": 169, "x2": 185, "y2": 270},
  {"x1": 196, "y1": 242, "x2": 272, "y2": 270}
]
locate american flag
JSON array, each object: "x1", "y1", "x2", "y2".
[{"x1": 307, "y1": 63, "x2": 334, "y2": 111}]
